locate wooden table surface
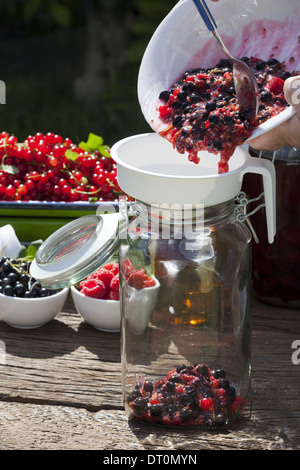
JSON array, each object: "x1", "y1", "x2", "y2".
[{"x1": 0, "y1": 292, "x2": 299, "y2": 451}]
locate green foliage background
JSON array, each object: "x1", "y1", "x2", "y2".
[{"x1": 0, "y1": 0, "x2": 177, "y2": 145}]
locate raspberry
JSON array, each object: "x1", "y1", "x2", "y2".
[
  {"x1": 104, "y1": 262, "x2": 119, "y2": 275},
  {"x1": 268, "y1": 77, "x2": 284, "y2": 95},
  {"x1": 128, "y1": 268, "x2": 149, "y2": 290},
  {"x1": 110, "y1": 273, "x2": 119, "y2": 292},
  {"x1": 121, "y1": 258, "x2": 135, "y2": 279},
  {"x1": 200, "y1": 397, "x2": 213, "y2": 411},
  {"x1": 89, "y1": 267, "x2": 114, "y2": 289},
  {"x1": 158, "y1": 105, "x2": 171, "y2": 119},
  {"x1": 143, "y1": 277, "x2": 156, "y2": 288},
  {"x1": 108, "y1": 289, "x2": 119, "y2": 301},
  {"x1": 80, "y1": 279, "x2": 106, "y2": 299}
]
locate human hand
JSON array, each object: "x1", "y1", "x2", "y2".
[{"x1": 248, "y1": 76, "x2": 300, "y2": 150}]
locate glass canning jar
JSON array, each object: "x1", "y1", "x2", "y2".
[
  {"x1": 244, "y1": 146, "x2": 300, "y2": 308},
  {"x1": 120, "y1": 198, "x2": 252, "y2": 429}
]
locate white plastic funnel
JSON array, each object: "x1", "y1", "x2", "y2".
[
  {"x1": 110, "y1": 133, "x2": 276, "y2": 243},
  {"x1": 138, "y1": 0, "x2": 300, "y2": 139}
]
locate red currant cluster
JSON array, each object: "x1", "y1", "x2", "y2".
[{"x1": 0, "y1": 131, "x2": 126, "y2": 202}]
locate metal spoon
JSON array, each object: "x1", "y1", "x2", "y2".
[{"x1": 192, "y1": 0, "x2": 259, "y2": 119}]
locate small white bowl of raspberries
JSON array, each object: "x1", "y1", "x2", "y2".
[{"x1": 70, "y1": 261, "x2": 120, "y2": 332}]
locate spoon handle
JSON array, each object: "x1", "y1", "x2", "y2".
[{"x1": 192, "y1": 0, "x2": 217, "y2": 32}]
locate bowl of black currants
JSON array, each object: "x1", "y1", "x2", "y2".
[{"x1": 0, "y1": 256, "x2": 69, "y2": 328}]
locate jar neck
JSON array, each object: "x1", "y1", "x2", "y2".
[{"x1": 133, "y1": 199, "x2": 235, "y2": 232}]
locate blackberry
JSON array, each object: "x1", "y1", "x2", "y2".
[
  {"x1": 189, "y1": 93, "x2": 202, "y2": 103},
  {"x1": 2, "y1": 261, "x2": 12, "y2": 274},
  {"x1": 281, "y1": 71, "x2": 292, "y2": 80},
  {"x1": 180, "y1": 407, "x2": 193, "y2": 422},
  {"x1": 132, "y1": 397, "x2": 148, "y2": 416},
  {"x1": 260, "y1": 90, "x2": 272, "y2": 102},
  {"x1": 213, "y1": 140, "x2": 223, "y2": 151},
  {"x1": 40, "y1": 287, "x2": 51, "y2": 297},
  {"x1": 143, "y1": 381, "x2": 153, "y2": 393},
  {"x1": 177, "y1": 90, "x2": 187, "y2": 102},
  {"x1": 196, "y1": 364, "x2": 209, "y2": 376},
  {"x1": 223, "y1": 115, "x2": 234, "y2": 125},
  {"x1": 214, "y1": 414, "x2": 226, "y2": 426},
  {"x1": 218, "y1": 378, "x2": 230, "y2": 388},
  {"x1": 165, "y1": 380, "x2": 176, "y2": 391},
  {"x1": 208, "y1": 114, "x2": 219, "y2": 124},
  {"x1": 176, "y1": 364, "x2": 187, "y2": 373},
  {"x1": 149, "y1": 404, "x2": 162, "y2": 417},
  {"x1": 267, "y1": 58, "x2": 279, "y2": 66},
  {"x1": 180, "y1": 126, "x2": 191, "y2": 137},
  {"x1": 7, "y1": 272, "x2": 18, "y2": 284},
  {"x1": 203, "y1": 389, "x2": 214, "y2": 399},
  {"x1": 159, "y1": 90, "x2": 170, "y2": 102},
  {"x1": 255, "y1": 60, "x2": 266, "y2": 70},
  {"x1": 3, "y1": 285, "x2": 14, "y2": 296},
  {"x1": 166, "y1": 404, "x2": 176, "y2": 416},
  {"x1": 172, "y1": 115, "x2": 183, "y2": 128},
  {"x1": 182, "y1": 82, "x2": 196, "y2": 93},
  {"x1": 212, "y1": 368, "x2": 226, "y2": 379},
  {"x1": 205, "y1": 101, "x2": 217, "y2": 112},
  {"x1": 15, "y1": 283, "x2": 26, "y2": 297},
  {"x1": 19, "y1": 273, "x2": 29, "y2": 285},
  {"x1": 217, "y1": 58, "x2": 232, "y2": 68},
  {"x1": 225, "y1": 385, "x2": 236, "y2": 396}
]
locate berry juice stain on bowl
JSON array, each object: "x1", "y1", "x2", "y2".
[{"x1": 157, "y1": 57, "x2": 295, "y2": 173}]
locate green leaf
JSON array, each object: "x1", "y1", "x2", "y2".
[
  {"x1": 65, "y1": 149, "x2": 78, "y2": 161},
  {"x1": 78, "y1": 141, "x2": 90, "y2": 152},
  {"x1": 99, "y1": 145, "x2": 111, "y2": 158},
  {"x1": 17, "y1": 240, "x2": 43, "y2": 262},
  {"x1": 86, "y1": 133, "x2": 104, "y2": 151},
  {"x1": 26, "y1": 244, "x2": 38, "y2": 260}
]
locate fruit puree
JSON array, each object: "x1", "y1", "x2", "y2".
[
  {"x1": 128, "y1": 362, "x2": 246, "y2": 428},
  {"x1": 158, "y1": 56, "x2": 295, "y2": 173}
]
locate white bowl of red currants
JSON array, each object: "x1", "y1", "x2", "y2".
[
  {"x1": 70, "y1": 262, "x2": 121, "y2": 332},
  {"x1": 0, "y1": 257, "x2": 69, "y2": 329}
]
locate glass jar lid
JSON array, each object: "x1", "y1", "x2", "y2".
[{"x1": 30, "y1": 212, "x2": 124, "y2": 289}]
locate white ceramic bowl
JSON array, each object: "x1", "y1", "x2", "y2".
[
  {"x1": 126, "y1": 277, "x2": 160, "y2": 335},
  {"x1": 70, "y1": 286, "x2": 120, "y2": 332},
  {"x1": 0, "y1": 287, "x2": 69, "y2": 329}
]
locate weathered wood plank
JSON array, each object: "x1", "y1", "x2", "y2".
[
  {"x1": 0, "y1": 296, "x2": 122, "y2": 408},
  {"x1": 0, "y1": 402, "x2": 296, "y2": 450}
]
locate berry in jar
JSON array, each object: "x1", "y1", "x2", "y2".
[{"x1": 127, "y1": 362, "x2": 246, "y2": 428}]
